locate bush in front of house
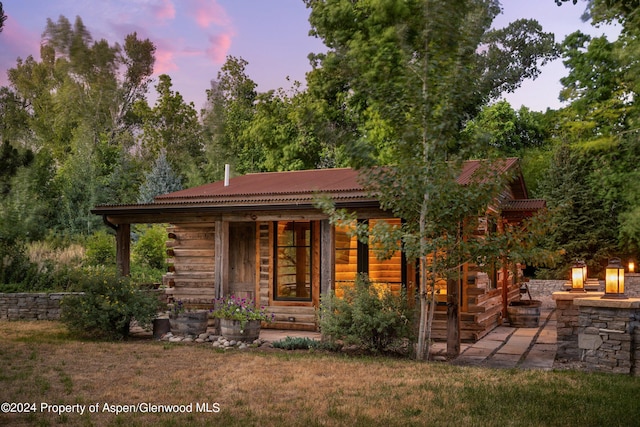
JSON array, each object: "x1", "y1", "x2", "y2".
[
  {"x1": 132, "y1": 224, "x2": 167, "y2": 270},
  {"x1": 318, "y1": 274, "x2": 414, "y2": 354},
  {"x1": 60, "y1": 267, "x2": 160, "y2": 340},
  {"x1": 272, "y1": 336, "x2": 319, "y2": 350}
]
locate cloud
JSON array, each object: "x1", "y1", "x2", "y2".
[
  {"x1": 206, "y1": 32, "x2": 233, "y2": 64},
  {"x1": 188, "y1": 0, "x2": 229, "y2": 29},
  {"x1": 0, "y1": 16, "x2": 42, "y2": 86},
  {"x1": 154, "y1": 47, "x2": 178, "y2": 74},
  {"x1": 149, "y1": 0, "x2": 175, "y2": 22}
]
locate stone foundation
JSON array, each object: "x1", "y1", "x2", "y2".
[
  {"x1": 575, "y1": 298, "x2": 640, "y2": 375},
  {"x1": 0, "y1": 293, "x2": 78, "y2": 320},
  {"x1": 553, "y1": 292, "x2": 604, "y2": 360}
]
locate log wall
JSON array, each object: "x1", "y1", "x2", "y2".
[{"x1": 164, "y1": 223, "x2": 216, "y2": 307}]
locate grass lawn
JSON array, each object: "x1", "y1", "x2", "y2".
[{"x1": 1, "y1": 321, "x2": 638, "y2": 426}]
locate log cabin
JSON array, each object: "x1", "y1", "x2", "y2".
[{"x1": 91, "y1": 158, "x2": 544, "y2": 342}]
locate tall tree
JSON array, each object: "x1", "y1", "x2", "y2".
[
  {"x1": 0, "y1": 2, "x2": 6, "y2": 33},
  {"x1": 201, "y1": 56, "x2": 261, "y2": 179},
  {"x1": 462, "y1": 100, "x2": 550, "y2": 156},
  {"x1": 5, "y1": 16, "x2": 156, "y2": 237},
  {"x1": 306, "y1": 0, "x2": 558, "y2": 359},
  {"x1": 135, "y1": 74, "x2": 203, "y2": 184},
  {"x1": 137, "y1": 149, "x2": 182, "y2": 203}
]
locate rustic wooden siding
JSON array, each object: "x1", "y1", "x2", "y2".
[
  {"x1": 164, "y1": 223, "x2": 216, "y2": 307},
  {"x1": 431, "y1": 268, "x2": 520, "y2": 342},
  {"x1": 257, "y1": 222, "x2": 270, "y2": 308}
]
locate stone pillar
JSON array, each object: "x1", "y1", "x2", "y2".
[
  {"x1": 574, "y1": 297, "x2": 640, "y2": 375},
  {"x1": 552, "y1": 292, "x2": 603, "y2": 360}
]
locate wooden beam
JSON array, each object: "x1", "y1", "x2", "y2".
[
  {"x1": 446, "y1": 276, "x2": 461, "y2": 357},
  {"x1": 320, "y1": 220, "x2": 334, "y2": 296},
  {"x1": 214, "y1": 220, "x2": 229, "y2": 298},
  {"x1": 116, "y1": 223, "x2": 131, "y2": 277}
]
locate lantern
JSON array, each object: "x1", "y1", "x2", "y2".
[
  {"x1": 629, "y1": 260, "x2": 635, "y2": 274},
  {"x1": 570, "y1": 260, "x2": 587, "y2": 293},
  {"x1": 603, "y1": 258, "x2": 627, "y2": 299}
]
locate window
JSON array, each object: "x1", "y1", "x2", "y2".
[
  {"x1": 274, "y1": 221, "x2": 312, "y2": 301},
  {"x1": 334, "y1": 218, "x2": 404, "y2": 296}
]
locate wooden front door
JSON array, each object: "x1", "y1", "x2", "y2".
[{"x1": 228, "y1": 222, "x2": 256, "y2": 300}]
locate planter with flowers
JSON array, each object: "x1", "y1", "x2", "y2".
[
  {"x1": 210, "y1": 295, "x2": 274, "y2": 342},
  {"x1": 168, "y1": 300, "x2": 208, "y2": 335}
]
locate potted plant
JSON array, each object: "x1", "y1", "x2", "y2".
[
  {"x1": 210, "y1": 295, "x2": 274, "y2": 342},
  {"x1": 168, "y1": 300, "x2": 209, "y2": 335}
]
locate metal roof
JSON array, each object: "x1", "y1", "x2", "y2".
[
  {"x1": 155, "y1": 168, "x2": 369, "y2": 203},
  {"x1": 92, "y1": 159, "x2": 541, "y2": 219},
  {"x1": 501, "y1": 199, "x2": 547, "y2": 211}
]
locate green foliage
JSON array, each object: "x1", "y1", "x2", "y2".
[
  {"x1": 136, "y1": 75, "x2": 204, "y2": 182},
  {"x1": 210, "y1": 295, "x2": 274, "y2": 330},
  {"x1": 85, "y1": 229, "x2": 116, "y2": 266},
  {"x1": 201, "y1": 56, "x2": 261, "y2": 179},
  {"x1": 137, "y1": 150, "x2": 182, "y2": 203},
  {"x1": 0, "y1": 239, "x2": 86, "y2": 292},
  {"x1": 462, "y1": 101, "x2": 551, "y2": 156},
  {"x1": 0, "y1": 2, "x2": 6, "y2": 33},
  {"x1": 271, "y1": 336, "x2": 320, "y2": 350},
  {"x1": 132, "y1": 224, "x2": 168, "y2": 270},
  {"x1": 60, "y1": 268, "x2": 160, "y2": 340},
  {"x1": 318, "y1": 275, "x2": 413, "y2": 354}
]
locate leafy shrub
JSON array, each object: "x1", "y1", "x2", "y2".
[
  {"x1": 85, "y1": 230, "x2": 116, "y2": 266},
  {"x1": 60, "y1": 267, "x2": 160, "y2": 340},
  {"x1": 0, "y1": 240, "x2": 33, "y2": 286},
  {"x1": 0, "y1": 238, "x2": 89, "y2": 292},
  {"x1": 132, "y1": 224, "x2": 167, "y2": 270},
  {"x1": 272, "y1": 336, "x2": 320, "y2": 350},
  {"x1": 318, "y1": 274, "x2": 414, "y2": 354}
]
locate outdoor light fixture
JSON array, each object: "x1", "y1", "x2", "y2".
[
  {"x1": 603, "y1": 257, "x2": 627, "y2": 299},
  {"x1": 629, "y1": 260, "x2": 635, "y2": 274},
  {"x1": 570, "y1": 260, "x2": 587, "y2": 293}
]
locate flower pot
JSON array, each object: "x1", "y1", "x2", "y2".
[
  {"x1": 169, "y1": 311, "x2": 208, "y2": 335},
  {"x1": 507, "y1": 300, "x2": 541, "y2": 328},
  {"x1": 153, "y1": 317, "x2": 171, "y2": 339},
  {"x1": 219, "y1": 318, "x2": 261, "y2": 342}
]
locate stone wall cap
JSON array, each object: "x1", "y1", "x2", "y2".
[
  {"x1": 552, "y1": 291, "x2": 604, "y2": 301},
  {"x1": 573, "y1": 297, "x2": 640, "y2": 308}
]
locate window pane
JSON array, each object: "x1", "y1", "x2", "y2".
[{"x1": 275, "y1": 221, "x2": 311, "y2": 300}]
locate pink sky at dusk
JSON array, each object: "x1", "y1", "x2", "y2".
[{"x1": 0, "y1": 1, "x2": 619, "y2": 112}]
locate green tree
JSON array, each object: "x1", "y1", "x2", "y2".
[
  {"x1": 137, "y1": 149, "x2": 182, "y2": 203},
  {"x1": 201, "y1": 56, "x2": 261, "y2": 179},
  {"x1": 0, "y1": 2, "x2": 6, "y2": 33},
  {"x1": 462, "y1": 100, "x2": 550, "y2": 156},
  {"x1": 246, "y1": 84, "x2": 343, "y2": 171},
  {"x1": 136, "y1": 74, "x2": 203, "y2": 183},
  {"x1": 546, "y1": 3, "x2": 640, "y2": 269},
  {"x1": 306, "y1": 0, "x2": 558, "y2": 359},
  {"x1": 5, "y1": 16, "x2": 156, "y2": 237}
]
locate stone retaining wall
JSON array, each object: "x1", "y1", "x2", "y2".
[
  {"x1": 0, "y1": 293, "x2": 79, "y2": 321},
  {"x1": 576, "y1": 302, "x2": 640, "y2": 375},
  {"x1": 525, "y1": 280, "x2": 567, "y2": 299}
]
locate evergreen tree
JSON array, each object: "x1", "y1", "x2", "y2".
[{"x1": 137, "y1": 150, "x2": 182, "y2": 203}]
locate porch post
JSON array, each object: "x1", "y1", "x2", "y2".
[
  {"x1": 214, "y1": 220, "x2": 229, "y2": 298},
  {"x1": 320, "y1": 220, "x2": 334, "y2": 299},
  {"x1": 115, "y1": 223, "x2": 131, "y2": 277}
]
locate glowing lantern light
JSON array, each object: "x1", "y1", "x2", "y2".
[{"x1": 603, "y1": 258, "x2": 627, "y2": 299}]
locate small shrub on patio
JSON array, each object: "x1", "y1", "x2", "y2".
[
  {"x1": 60, "y1": 267, "x2": 160, "y2": 340},
  {"x1": 318, "y1": 274, "x2": 414, "y2": 354}
]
